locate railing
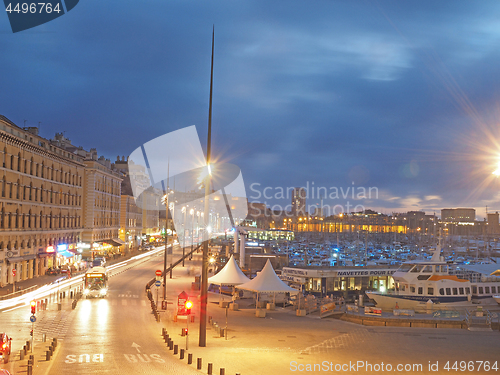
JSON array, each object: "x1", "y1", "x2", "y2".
[
  {"x1": 432, "y1": 309, "x2": 461, "y2": 319},
  {"x1": 0, "y1": 285, "x2": 38, "y2": 301},
  {"x1": 465, "y1": 308, "x2": 492, "y2": 329}
]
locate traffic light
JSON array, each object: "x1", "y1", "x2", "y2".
[
  {"x1": 30, "y1": 330, "x2": 33, "y2": 336},
  {"x1": 185, "y1": 300, "x2": 193, "y2": 315},
  {"x1": 30, "y1": 300, "x2": 36, "y2": 314},
  {"x1": 182, "y1": 328, "x2": 188, "y2": 336}
]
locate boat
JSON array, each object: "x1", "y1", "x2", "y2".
[{"x1": 365, "y1": 241, "x2": 500, "y2": 311}]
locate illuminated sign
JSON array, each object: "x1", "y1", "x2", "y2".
[
  {"x1": 57, "y1": 244, "x2": 68, "y2": 251},
  {"x1": 46, "y1": 246, "x2": 55, "y2": 253},
  {"x1": 77, "y1": 243, "x2": 91, "y2": 249},
  {"x1": 86, "y1": 274, "x2": 104, "y2": 278}
]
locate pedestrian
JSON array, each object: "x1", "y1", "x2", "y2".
[{"x1": 395, "y1": 302, "x2": 399, "y2": 310}]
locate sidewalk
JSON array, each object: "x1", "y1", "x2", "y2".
[
  {"x1": 6, "y1": 286, "x2": 77, "y2": 375},
  {"x1": 0, "y1": 248, "x2": 145, "y2": 298}
]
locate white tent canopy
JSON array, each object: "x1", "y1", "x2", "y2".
[
  {"x1": 208, "y1": 255, "x2": 251, "y2": 286},
  {"x1": 236, "y1": 259, "x2": 299, "y2": 294}
]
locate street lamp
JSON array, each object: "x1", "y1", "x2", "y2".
[
  {"x1": 190, "y1": 208, "x2": 195, "y2": 255},
  {"x1": 182, "y1": 206, "x2": 187, "y2": 267},
  {"x1": 162, "y1": 189, "x2": 173, "y2": 299}
]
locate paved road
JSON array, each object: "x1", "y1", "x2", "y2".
[
  {"x1": 48, "y1": 253, "x2": 198, "y2": 375},
  {"x1": 0, "y1": 249, "x2": 199, "y2": 375}
]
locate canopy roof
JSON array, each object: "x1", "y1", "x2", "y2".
[
  {"x1": 236, "y1": 259, "x2": 299, "y2": 294},
  {"x1": 208, "y1": 255, "x2": 251, "y2": 286}
]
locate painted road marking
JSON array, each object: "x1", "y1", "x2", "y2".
[
  {"x1": 65, "y1": 354, "x2": 104, "y2": 363},
  {"x1": 124, "y1": 354, "x2": 165, "y2": 363}
]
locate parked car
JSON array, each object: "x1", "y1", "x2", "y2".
[
  {"x1": 45, "y1": 267, "x2": 60, "y2": 276},
  {"x1": 0, "y1": 333, "x2": 12, "y2": 364},
  {"x1": 92, "y1": 258, "x2": 106, "y2": 267}
]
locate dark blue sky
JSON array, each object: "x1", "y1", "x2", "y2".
[{"x1": 2, "y1": 1, "x2": 500, "y2": 218}]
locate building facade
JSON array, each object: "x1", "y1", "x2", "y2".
[
  {"x1": 291, "y1": 187, "x2": 306, "y2": 216},
  {"x1": 0, "y1": 116, "x2": 85, "y2": 287},
  {"x1": 441, "y1": 208, "x2": 476, "y2": 223},
  {"x1": 81, "y1": 158, "x2": 123, "y2": 258}
]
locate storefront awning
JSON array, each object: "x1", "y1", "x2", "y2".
[
  {"x1": 7, "y1": 254, "x2": 37, "y2": 262},
  {"x1": 112, "y1": 238, "x2": 126, "y2": 245},
  {"x1": 57, "y1": 250, "x2": 74, "y2": 258},
  {"x1": 96, "y1": 238, "x2": 125, "y2": 247}
]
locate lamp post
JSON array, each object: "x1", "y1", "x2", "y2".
[
  {"x1": 199, "y1": 26, "x2": 214, "y2": 347},
  {"x1": 190, "y1": 208, "x2": 195, "y2": 255},
  {"x1": 182, "y1": 206, "x2": 187, "y2": 267},
  {"x1": 162, "y1": 190, "x2": 172, "y2": 300}
]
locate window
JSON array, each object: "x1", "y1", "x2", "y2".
[
  {"x1": 492, "y1": 286, "x2": 497, "y2": 294},
  {"x1": 428, "y1": 287, "x2": 434, "y2": 295},
  {"x1": 459, "y1": 287, "x2": 464, "y2": 295},
  {"x1": 418, "y1": 287, "x2": 423, "y2": 295},
  {"x1": 472, "y1": 286, "x2": 477, "y2": 294},
  {"x1": 410, "y1": 286, "x2": 416, "y2": 293},
  {"x1": 452, "y1": 288, "x2": 458, "y2": 295},
  {"x1": 446, "y1": 288, "x2": 451, "y2": 295},
  {"x1": 479, "y1": 287, "x2": 484, "y2": 294},
  {"x1": 485, "y1": 286, "x2": 490, "y2": 294}
]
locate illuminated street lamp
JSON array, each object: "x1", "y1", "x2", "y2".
[
  {"x1": 182, "y1": 206, "x2": 188, "y2": 267},
  {"x1": 190, "y1": 208, "x2": 195, "y2": 254}
]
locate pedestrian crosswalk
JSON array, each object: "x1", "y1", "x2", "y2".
[{"x1": 114, "y1": 299, "x2": 146, "y2": 306}]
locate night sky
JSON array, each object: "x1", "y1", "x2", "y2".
[{"x1": 2, "y1": 1, "x2": 500, "y2": 218}]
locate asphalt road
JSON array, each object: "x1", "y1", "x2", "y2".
[{"x1": 0, "y1": 249, "x2": 199, "y2": 375}]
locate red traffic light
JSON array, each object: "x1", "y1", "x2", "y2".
[
  {"x1": 185, "y1": 300, "x2": 193, "y2": 314},
  {"x1": 30, "y1": 300, "x2": 36, "y2": 314}
]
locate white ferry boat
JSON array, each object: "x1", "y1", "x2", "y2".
[{"x1": 365, "y1": 244, "x2": 500, "y2": 311}]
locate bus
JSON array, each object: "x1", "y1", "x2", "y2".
[{"x1": 83, "y1": 266, "x2": 108, "y2": 298}]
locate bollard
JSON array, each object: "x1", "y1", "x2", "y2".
[
  {"x1": 220, "y1": 328, "x2": 224, "y2": 338},
  {"x1": 63, "y1": 291, "x2": 65, "y2": 298},
  {"x1": 20, "y1": 349, "x2": 25, "y2": 360},
  {"x1": 180, "y1": 349, "x2": 184, "y2": 359},
  {"x1": 181, "y1": 328, "x2": 185, "y2": 337},
  {"x1": 208, "y1": 363, "x2": 213, "y2": 375},
  {"x1": 173, "y1": 345, "x2": 178, "y2": 355},
  {"x1": 162, "y1": 328, "x2": 166, "y2": 336},
  {"x1": 169, "y1": 341, "x2": 173, "y2": 350},
  {"x1": 197, "y1": 358, "x2": 202, "y2": 370},
  {"x1": 26, "y1": 340, "x2": 31, "y2": 351},
  {"x1": 23, "y1": 345, "x2": 27, "y2": 355},
  {"x1": 164, "y1": 334, "x2": 168, "y2": 343},
  {"x1": 46, "y1": 351, "x2": 51, "y2": 361},
  {"x1": 220, "y1": 369, "x2": 225, "y2": 375},
  {"x1": 190, "y1": 315, "x2": 195, "y2": 323},
  {"x1": 188, "y1": 353, "x2": 193, "y2": 364},
  {"x1": 42, "y1": 333, "x2": 46, "y2": 342},
  {"x1": 48, "y1": 345, "x2": 53, "y2": 356},
  {"x1": 70, "y1": 291, "x2": 73, "y2": 298},
  {"x1": 58, "y1": 303, "x2": 62, "y2": 311},
  {"x1": 53, "y1": 338, "x2": 58, "y2": 347}
]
